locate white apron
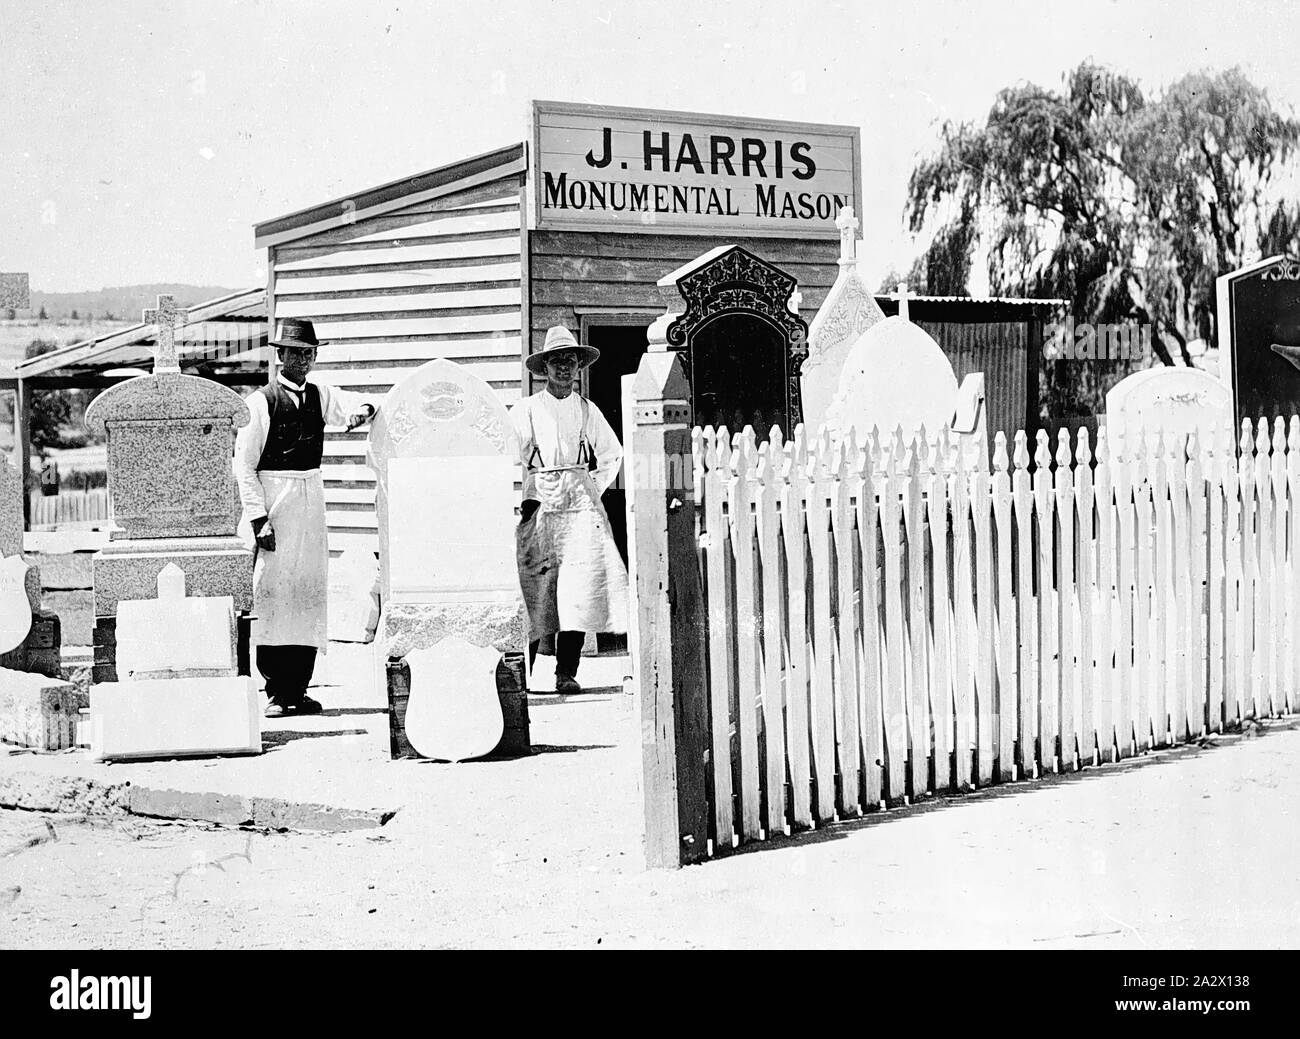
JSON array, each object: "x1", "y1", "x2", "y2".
[
  {"x1": 516, "y1": 463, "x2": 628, "y2": 640},
  {"x1": 242, "y1": 469, "x2": 329, "y2": 651}
]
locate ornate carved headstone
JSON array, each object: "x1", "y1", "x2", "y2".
[
  {"x1": 800, "y1": 206, "x2": 886, "y2": 431},
  {"x1": 654, "y1": 244, "x2": 809, "y2": 436},
  {"x1": 82, "y1": 295, "x2": 254, "y2": 682},
  {"x1": 1217, "y1": 254, "x2": 1300, "y2": 427},
  {"x1": 366, "y1": 357, "x2": 524, "y2": 659}
]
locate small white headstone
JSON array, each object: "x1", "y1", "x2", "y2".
[
  {"x1": 0, "y1": 554, "x2": 32, "y2": 654},
  {"x1": 1105, "y1": 366, "x2": 1231, "y2": 454},
  {"x1": 115, "y1": 565, "x2": 236, "y2": 678},
  {"x1": 402, "y1": 636, "x2": 503, "y2": 762}
]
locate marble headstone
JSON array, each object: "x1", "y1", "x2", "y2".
[
  {"x1": 115, "y1": 563, "x2": 236, "y2": 679},
  {"x1": 366, "y1": 357, "x2": 524, "y2": 658},
  {"x1": 1104, "y1": 366, "x2": 1232, "y2": 455},
  {"x1": 800, "y1": 207, "x2": 887, "y2": 432},
  {"x1": 826, "y1": 315, "x2": 960, "y2": 439},
  {"x1": 1217, "y1": 255, "x2": 1300, "y2": 428}
]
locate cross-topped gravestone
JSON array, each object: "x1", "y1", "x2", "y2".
[
  {"x1": 892, "y1": 281, "x2": 913, "y2": 322},
  {"x1": 800, "y1": 206, "x2": 886, "y2": 431},
  {"x1": 142, "y1": 294, "x2": 187, "y2": 374},
  {"x1": 836, "y1": 206, "x2": 860, "y2": 268},
  {"x1": 83, "y1": 311, "x2": 253, "y2": 683}
]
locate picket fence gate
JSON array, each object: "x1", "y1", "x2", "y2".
[{"x1": 682, "y1": 415, "x2": 1300, "y2": 857}]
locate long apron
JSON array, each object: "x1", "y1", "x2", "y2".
[
  {"x1": 242, "y1": 469, "x2": 330, "y2": 651},
  {"x1": 515, "y1": 464, "x2": 628, "y2": 640}
]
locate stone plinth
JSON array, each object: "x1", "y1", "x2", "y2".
[
  {"x1": 89, "y1": 677, "x2": 260, "y2": 762},
  {"x1": 0, "y1": 667, "x2": 85, "y2": 751},
  {"x1": 377, "y1": 600, "x2": 527, "y2": 661},
  {"x1": 93, "y1": 536, "x2": 252, "y2": 616}
]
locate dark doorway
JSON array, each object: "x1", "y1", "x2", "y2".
[
  {"x1": 691, "y1": 313, "x2": 789, "y2": 438},
  {"x1": 585, "y1": 322, "x2": 651, "y2": 566}
]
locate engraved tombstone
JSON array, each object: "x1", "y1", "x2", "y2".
[
  {"x1": 366, "y1": 357, "x2": 525, "y2": 660},
  {"x1": 83, "y1": 295, "x2": 254, "y2": 682}
]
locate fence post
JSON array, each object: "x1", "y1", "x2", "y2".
[{"x1": 631, "y1": 346, "x2": 710, "y2": 868}]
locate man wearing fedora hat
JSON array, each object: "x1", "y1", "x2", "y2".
[
  {"x1": 233, "y1": 317, "x2": 381, "y2": 716},
  {"x1": 509, "y1": 325, "x2": 628, "y2": 693}
]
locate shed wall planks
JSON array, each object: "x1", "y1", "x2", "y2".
[{"x1": 264, "y1": 170, "x2": 527, "y2": 558}]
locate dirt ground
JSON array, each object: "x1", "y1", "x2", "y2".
[{"x1": 3, "y1": 710, "x2": 1299, "y2": 949}]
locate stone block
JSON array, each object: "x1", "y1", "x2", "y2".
[
  {"x1": 88, "y1": 676, "x2": 261, "y2": 762},
  {"x1": 41, "y1": 589, "x2": 94, "y2": 646},
  {"x1": 35, "y1": 550, "x2": 95, "y2": 590},
  {"x1": 0, "y1": 667, "x2": 86, "y2": 750},
  {"x1": 94, "y1": 536, "x2": 253, "y2": 615},
  {"x1": 378, "y1": 600, "x2": 526, "y2": 660}
]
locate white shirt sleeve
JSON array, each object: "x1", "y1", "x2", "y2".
[
  {"x1": 233, "y1": 390, "x2": 269, "y2": 522},
  {"x1": 317, "y1": 382, "x2": 381, "y2": 428},
  {"x1": 508, "y1": 396, "x2": 539, "y2": 501},
  {"x1": 586, "y1": 399, "x2": 623, "y2": 496}
]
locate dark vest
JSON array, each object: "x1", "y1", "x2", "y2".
[{"x1": 256, "y1": 381, "x2": 325, "y2": 471}]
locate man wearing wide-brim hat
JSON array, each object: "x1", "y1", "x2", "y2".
[
  {"x1": 233, "y1": 317, "x2": 382, "y2": 716},
  {"x1": 508, "y1": 325, "x2": 628, "y2": 693}
]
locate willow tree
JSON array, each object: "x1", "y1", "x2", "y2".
[{"x1": 906, "y1": 63, "x2": 1300, "y2": 369}]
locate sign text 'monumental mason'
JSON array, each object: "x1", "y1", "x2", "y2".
[{"x1": 531, "y1": 101, "x2": 862, "y2": 238}]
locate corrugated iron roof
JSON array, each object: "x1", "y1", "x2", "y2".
[
  {"x1": 875, "y1": 295, "x2": 1069, "y2": 307},
  {"x1": 11, "y1": 288, "x2": 266, "y2": 379}
]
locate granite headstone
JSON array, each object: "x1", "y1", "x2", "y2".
[{"x1": 82, "y1": 295, "x2": 254, "y2": 683}]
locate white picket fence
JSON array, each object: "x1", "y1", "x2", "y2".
[
  {"x1": 691, "y1": 417, "x2": 1300, "y2": 853},
  {"x1": 28, "y1": 488, "x2": 112, "y2": 529}
]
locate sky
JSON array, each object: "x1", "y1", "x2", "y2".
[{"x1": 3, "y1": 0, "x2": 1300, "y2": 293}]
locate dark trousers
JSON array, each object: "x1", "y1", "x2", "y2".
[
  {"x1": 256, "y1": 645, "x2": 318, "y2": 704},
  {"x1": 529, "y1": 631, "x2": 585, "y2": 679}
]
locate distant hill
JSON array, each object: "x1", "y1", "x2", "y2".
[{"x1": 25, "y1": 283, "x2": 246, "y2": 321}]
